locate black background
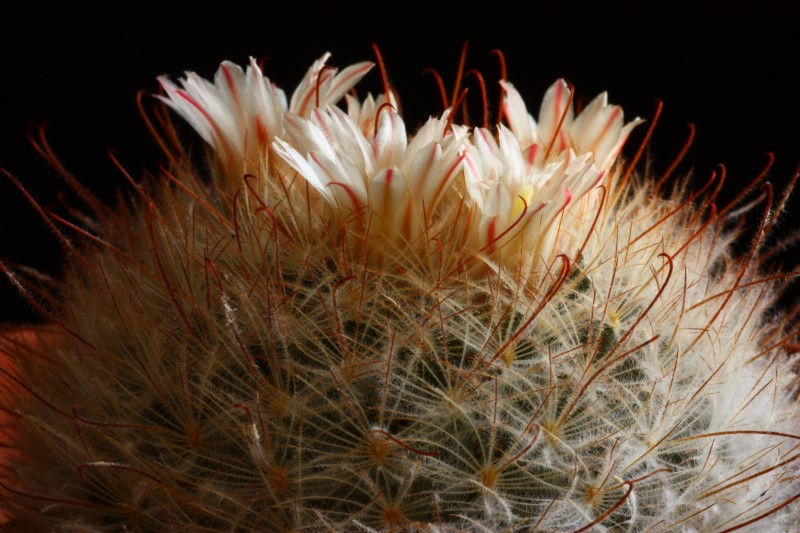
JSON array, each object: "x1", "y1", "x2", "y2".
[{"x1": 2, "y1": 2, "x2": 798, "y2": 323}]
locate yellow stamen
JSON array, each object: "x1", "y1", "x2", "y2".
[{"x1": 512, "y1": 184, "x2": 535, "y2": 218}]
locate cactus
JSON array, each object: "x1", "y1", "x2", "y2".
[{"x1": 1, "y1": 51, "x2": 799, "y2": 532}]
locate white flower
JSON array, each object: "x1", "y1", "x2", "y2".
[
  {"x1": 272, "y1": 102, "x2": 467, "y2": 241},
  {"x1": 462, "y1": 80, "x2": 642, "y2": 269},
  {"x1": 463, "y1": 130, "x2": 601, "y2": 265},
  {"x1": 158, "y1": 58, "x2": 640, "y2": 270},
  {"x1": 502, "y1": 79, "x2": 643, "y2": 170},
  {"x1": 157, "y1": 53, "x2": 372, "y2": 180}
]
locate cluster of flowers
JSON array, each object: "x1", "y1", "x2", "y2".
[{"x1": 159, "y1": 53, "x2": 641, "y2": 269}]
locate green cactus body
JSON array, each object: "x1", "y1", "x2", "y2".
[{"x1": 2, "y1": 53, "x2": 798, "y2": 532}]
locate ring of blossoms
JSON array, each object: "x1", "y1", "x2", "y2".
[{"x1": 158, "y1": 52, "x2": 642, "y2": 274}]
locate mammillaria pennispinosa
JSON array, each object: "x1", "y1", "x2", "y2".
[{"x1": 1, "y1": 50, "x2": 799, "y2": 532}]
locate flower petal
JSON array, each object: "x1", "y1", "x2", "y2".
[
  {"x1": 289, "y1": 53, "x2": 373, "y2": 118},
  {"x1": 281, "y1": 113, "x2": 337, "y2": 162},
  {"x1": 373, "y1": 109, "x2": 407, "y2": 170},
  {"x1": 369, "y1": 167, "x2": 409, "y2": 227},
  {"x1": 537, "y1": 79, "x2": 574, "y2": 159},
  {"x1": 500, "y1": 80, "x2": 537, "y2": 148},
  {"x1": 272, "y1": 139, "x2": 332, "y2": 201}
]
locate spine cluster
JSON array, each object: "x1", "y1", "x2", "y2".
[{"x1": 1, "y1": 52, "x2": 798, "y2": 532}]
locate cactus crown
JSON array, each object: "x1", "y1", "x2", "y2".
[{"x1": 2, "y1": 52, "x2": 799, "y2": 532}]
